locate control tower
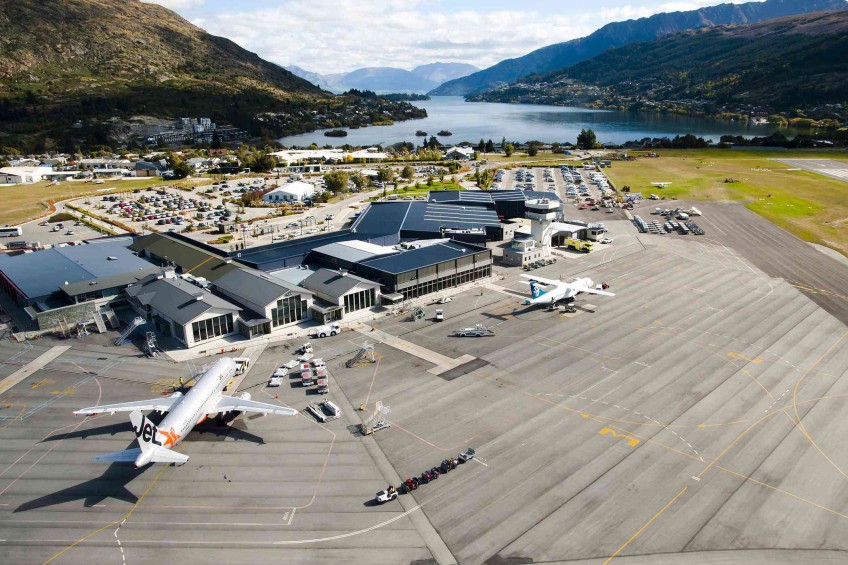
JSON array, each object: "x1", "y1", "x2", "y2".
[{"x1": 525, "y1": 198, "x2": 560, "y2": 255}]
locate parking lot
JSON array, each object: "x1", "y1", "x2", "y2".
[{"x1": 493, "y1": 165, "x2": 630, "y2": 222}]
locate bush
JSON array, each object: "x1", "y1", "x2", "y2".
[{"x1": 48, "y1": 212, "x2": 75, "y2": 223}]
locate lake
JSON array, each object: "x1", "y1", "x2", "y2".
[{"x1": 279, "y1": 96, "x2": 791, "y2": 147}]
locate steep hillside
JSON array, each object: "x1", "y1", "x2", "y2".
[
  {"x1": 0, "y1": 0, "x2": 426, "y2": 146},
  {"x1": 472, "y1": 10, "x2": 848, "y2": 122},
  {"x1": 430, "y1": 0, "x2": 846, "y2": 96}
]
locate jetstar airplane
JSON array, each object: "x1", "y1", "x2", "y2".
[
  {"x1": 520, "y1": 274, "x2": 615, "y2": 306},
  {"x1": 74, "y1": 357, "x2": 297, "y2": 467}
]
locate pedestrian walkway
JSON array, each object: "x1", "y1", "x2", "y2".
[
  {"x1": 0, "y1": 346, "x2": 70, "y2": 395},
  {"x1": 356, "y1": 324, "x2": 475, "y2": 376}
]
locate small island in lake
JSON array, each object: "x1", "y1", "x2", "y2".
[
  {"x1": 437, "y1": 130, "x2": 453, "y2": 136},
  {"x1": 324, "y1": 129, "x2": 348, "y2": 137}
]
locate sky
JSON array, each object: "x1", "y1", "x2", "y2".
[{"x1": 143, "y1": 0, "x2": 765, "y2": 74}]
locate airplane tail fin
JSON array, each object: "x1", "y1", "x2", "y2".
[
  {"x1": 529, "y1": 281, "x2": 543, "y2": 299},
  {"x1": 129, "y1": 409, "x2": 152, "y2": 455},
  {"x1": 129, "y1": 409, "x2": 189, "y2": 466}
]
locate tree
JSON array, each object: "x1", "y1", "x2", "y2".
[
  {"x1": 527, "y1": 142, "x2": 539, "y2": 157},
  {"x1": 477, "y1": 139, "x2": 485, "y2": 152},
  {"x1": 577, "y1": 128, "x2": 597, "y2": 150},
  {"x1": 211, "y1": 130, "x2": 222, "y2": 149},
  {"x1": 168, "y1": 154, "x2": 192, "y2": 179},
  {"x1": 485, "y1": 139, "x2": 495, "y2": 152},
  {"x1": 504, "y1": 143, "x2": 514, "y2": 157},
  {"x1": 401, "y1": 165, "x2": 415, "y2": 181},
  {"x1": 377, "y1": 167, "x2": 394, "y2": 183},
  {"x1": 323, "y1": 170, "x2": 349, "y2": 194},
  {"x1": 249, "y1": 153, "x2": 274, "y2": 173},
  {"x1": 350, "y1": 172, "x2": 367, "y2": 190}
]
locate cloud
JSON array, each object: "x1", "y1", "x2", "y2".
[
  {"x1": 142, "y1": 0, "x2": 205, "y2": 9},
  {"x1": 145, "y1": 0, "x2": 760, "y2": 74},
  {"x1": 182, "y1": 0, "x2": 600, "y2": 74}
]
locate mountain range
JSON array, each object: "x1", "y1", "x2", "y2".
[
  {"x1": 472, "y1": 9, "x2": 848, "y2": 117},
  {"x1": 0, "y1": 0, "x2": 425, "y2": 146},
  {"x1": 287, "y1": 62, "x2": 479, "y2": 94},
  {"x1": 431, "y1": 0, "x2": 847, "y2": 96}
]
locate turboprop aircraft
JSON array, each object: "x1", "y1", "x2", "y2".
[
  {"x1": 520, "y1": 274, "x2": 615, "y2": 306},
  {"x1": 74, "y1": 357, "x2": 297, "y2": 467}
]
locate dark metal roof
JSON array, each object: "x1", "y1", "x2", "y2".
[
  {"x1": 0, "y1": 238, "x2": 156, "y2": 300},
  {"x1": 523, "y1": 190, "x2": 562, "y2": 202},
  {"x1": 360, "y1": 241, "x2": 487, "y2": 275},
  {"x1": 233, "y1": 230, "x2": 358, "y2": 271},
  {"x1": 489, "y1": 190, "x2": 527, "y2": 201},
  {"x1": 125, "y1": 274, "x2": 240, "y2": 326},
  {"x1": 351, "y1": 202, "x2": 410, "y2": 236},
  {"x1": 401, "y1": 202, "x2": 502, "y2": 234},
  {"x1": 60, "y1": 266, "x2": 162, "y2": 297},
  {"x1": 130, "y1": 233, "x2": 237, "y2": 281},
  {"x1": 301, "y1": 268, "x2": 380, "y2": 299},
  {"x1": 213, "y1": 267, "x2": 311, "y2": 307},
  {"x1": 427, "y1": 191, "x2": 493, "y2": 205}
]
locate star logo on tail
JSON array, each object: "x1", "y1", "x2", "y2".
[{"x1": 160, "y1": 426, "x2": 181, "y2": 448}]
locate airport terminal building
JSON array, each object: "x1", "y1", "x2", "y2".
[{"x1": 0, "y1": 189, "x2": 558, "y2": 346}]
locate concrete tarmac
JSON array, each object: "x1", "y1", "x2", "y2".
[{"x1": 1, "y1": 214, "x2": 847, "y2": 564}]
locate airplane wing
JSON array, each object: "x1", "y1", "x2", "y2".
[
  {"x1": 93, "y1": 448, "x2": 142, "y2": 463},
  {"x1": 74, "y1": 395, "x2": 181, "y2": 416},
  {"x1": 519, "y1": 274, "x2": 562, "y2": 286},
  {"x1": 211, "y1": 396, "x2": 298, "y2": 417},
  {"x1": 581, "y1": 288, "x2": 616, "y2": 297}
]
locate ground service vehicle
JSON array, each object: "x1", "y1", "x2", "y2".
[
  {"x1": 452, "y1": 325, "x2": 495, "y2": 337},
  {"x1": 375, "y1": 487, "x2": 398, "y2": 503},
  {"x1": 566, "y1": 239, "x2": 593, "y2": 253},
  {"x1": 459, "y1": 448, "x2": 476, "y2": 462},
  {"x1": 312, "y1": 323, "x2": 340, "y2": 338},
  {"x1": 435, "y1": 309, "x2": 444, "y2": 322}
]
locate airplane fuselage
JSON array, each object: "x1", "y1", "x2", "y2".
[{"x1": 131, "y1": 357, "x2": 236, "y2": 466}]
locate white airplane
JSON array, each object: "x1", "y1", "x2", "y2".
[
  {"x1": 74, "y1": 357, "x2": 297, "y2": 467},
  {"x1": 520, "y1": 274, "x2": 615, "y2": 306},
  {"x1": 651, "y1": 182, "x2": 672, "y2": 189}
]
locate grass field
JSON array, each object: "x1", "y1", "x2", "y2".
[
  {"x1": 0, "y1": 177, "x2": 212, "y2": 226},
  {"x1": 605, "y1": 149, "x2": 848, "y2": 255}
]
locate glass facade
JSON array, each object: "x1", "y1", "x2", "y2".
[
  {"x1": 400, "y1": 265, "x2": 491, "y2": 300},
  {"x1": 343, "y1": 288, "x2": 376, "y2": 314},
  {"x1": 271, "y1": 295, "x2": 307, "y2": 327},
  {"x1": 191, "y1": 313, "x2": 234, "y2": 343}
]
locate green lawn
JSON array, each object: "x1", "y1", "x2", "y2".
[
  {"x1": 605, "y1": 149, "x2": 848, "y2": 255},
  {"x1": 0, "y1": 177, "x2": 216, "y2": 226}
]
